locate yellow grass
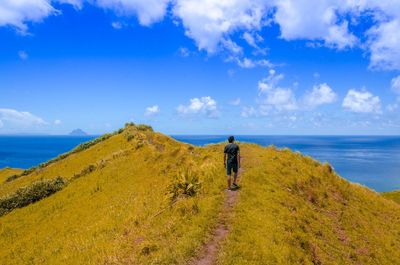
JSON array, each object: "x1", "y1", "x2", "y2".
[
  {"x1": 217, "y1": 145, "x2": 400, "y2": 265},
  {"x1": 1, "y1": 125, "x2": 399, "y2": 264},
  {"x1": 0, "y1": 168, "x2": 23, "y2": 183},
  {"x1": 0, "y1": 125, "x2": 227, "y2": 264},
  {"x1": 382, "y1": 190, "x2": 400, "y2": 204}
]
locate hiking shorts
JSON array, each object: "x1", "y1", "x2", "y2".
[{"x1": 226, "y1": 162, "x2": 238, "y2": 176}]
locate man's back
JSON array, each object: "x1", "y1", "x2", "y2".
[{"x1": 224, "y1": 143, "x2": 240, "y2": 164}]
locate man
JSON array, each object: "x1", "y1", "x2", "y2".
[{"x1": 224, "y1": 136, "x2": 240, "y2": 190}]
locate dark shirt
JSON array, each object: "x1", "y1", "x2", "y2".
[{"x1": 224, "y1": 143, "x2": 240, "y2": 164}]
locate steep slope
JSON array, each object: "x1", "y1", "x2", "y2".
[
  {"x1": 217, "y1": 145, "x2": 400, "y2": 265},
  {"x1": 1, "y1": 126, "x2": 399, "y2": 265}
]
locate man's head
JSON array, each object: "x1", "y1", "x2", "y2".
[{"x1": 228, "y1": 136, "x2": 235, "y2": 143}]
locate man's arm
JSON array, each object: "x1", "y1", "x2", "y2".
[
  {"x1": 224, "y1": 153, "x2": 227, "y2": 167},
  {"x1": 237, "y1": 151, "x2": 241, "y2": 168}
]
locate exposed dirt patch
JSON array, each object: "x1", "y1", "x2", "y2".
[{"x1": 188, "y1": 167, "x2": 244, "y2": 265}]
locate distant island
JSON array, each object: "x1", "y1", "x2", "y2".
[{"x1": 69, "y1": 129, "x2": 88, "y2": 136}]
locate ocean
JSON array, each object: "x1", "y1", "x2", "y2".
[{"x1": 0, "y1": 135, "x2": 399, "y2": 192}]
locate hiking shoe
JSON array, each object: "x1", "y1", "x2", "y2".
[{"x1": 232, "y1": 183, "x2": 239, "y2": 188}]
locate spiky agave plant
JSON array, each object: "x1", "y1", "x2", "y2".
[{"x1": 167, "y1": 168, "x2": 202, "y2": 202}]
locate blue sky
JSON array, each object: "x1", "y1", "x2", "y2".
[{"x1": 0, "y1": 0, "x2": 400, "y2": 135}]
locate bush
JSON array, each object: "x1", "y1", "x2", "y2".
[
  {"x1": 72, "y1": 134, "x2": 113, "y2": 153},
  {"x1": 167, "y1": 169, "x2": 201, "y2": 202},
  {"x1": 5, "y1": 175, "x2": 19, "y2": 182},
  {"x1": 137, "y1": 124, "x2": 153, "y2": 132},
  {"x1": 72, "y1": 164, "x2": 96, "y2": 180},
  {"x1": 125, "y1": 122, "x2": 135, "y2": 128},
  {"x1": 0, "y1": 177, "x2": 66, "y2": 217}
]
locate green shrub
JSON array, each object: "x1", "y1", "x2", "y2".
[
  {"x1": 137, "y1": 124, "x2": 153, "y2": 132},
  {"x1": 72, "y1": 164, "x2": 97, "y2": 180},
  {"x1": 0, "y1": 177, "x2": 66, "y2": 216},
  {"x1": 125, "y1": 122, "x2": 135, "y2": 128},
  {"x1": 167, "y1": 169, "x2": 201, "y2": 202},
  {"x1": 72, "y1": 133, "x2": 113, "y2": 153},
  {"x1": 5, "y1": 175, "x2": 19, "y2": 182}
]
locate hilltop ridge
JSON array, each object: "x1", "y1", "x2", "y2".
[{"x1": 0, "y1": 124, "x2": 399, "y2": 265}]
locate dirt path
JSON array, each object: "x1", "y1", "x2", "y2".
[{"x1": 188, "y1": 167, "x2": 244, "y2": 265}]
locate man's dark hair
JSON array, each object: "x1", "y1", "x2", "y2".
[{"x1": 228, "y1": 136, "x2": 235, "y2": 143}]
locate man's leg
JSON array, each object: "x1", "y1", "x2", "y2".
[
  {"x1": 227, "y1": 175, "x2": 232, "y2": 190},
  {"x1": 233, "y1": 171, "x2": 238, "y2": 185},
  {"x1": 226, "y1": 163, "x2": 232, "y2": 189},
  {"x1": 232, "y1": 163, "x2": 239, "y2": 186}
]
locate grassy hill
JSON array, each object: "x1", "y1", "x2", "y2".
[
  {"x1": 0, "y1": 168, "x2": 23, "y2": 183},
  {"x1": 382, "y1": 190, "x2": 400, "y2": 204},
  {"x1": 1, "y1": 124, "x2": 399, "y2": 264}
]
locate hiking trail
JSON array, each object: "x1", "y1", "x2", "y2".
[{"x1": 188, "y1": 165, "x2": 244, "y2": 265}]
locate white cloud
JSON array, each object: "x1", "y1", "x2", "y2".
[
  {"x1": 242, "y1": 32, "x2": 266, "y2": 54},
  {"x1": 178, "y1": 47, "x2": 190, "y2": 57},
  {"x1": 243, "y1": 32, "x2": 257, "y2": 48},
  {"x1": 111, "y1": 21, "x2": 123, "y2": 29},
  {"x1": 230, "y1": 98, "x2": 241, "y2": 106},
  {"x1": 18, "y1": 50, "x2": 28, "y2": 60},
  {"x1": 3, "y1": 0, "x2": 400, "y2": 71},
  {"x1": 234, "y1": 57, "x2": 272, "y2": 69},
  {"x1": 255, "y1": 70, "x2": 339, "y2": 113},
  {"x1": 257, "y1": 69, "x2": 297, "y2": 111},
  {"x1": 173, "y1": 0, "x2": 269, "y2": 53},
  {"x1": 57, "y1": 0, "x2": 83, "y2": 9},
  {"x1": 391, "y1": 75, "x2": 400, "y2": 94},
  {"x1": 386, "y1": 103, "x2": 398, "y2": 112},
  {"x1": 177, "y1": 96, "x2": 219, "y2": 118},
  {"x1": 221, "y1": 38, "x2": 243, "y2": 55},
  {"x1": 241, "y1": 106, "x2": 257, "y2": 118},
  {"x1": 302, "y1": 83, "x2": 337, "y2": 109},
  {"x1": 263, "y1": 88, "x2": 297, "y2": 111},
  {"x1": 367, "y1": 18, "x2": 400, "y2": 71},
  {"x1": 342, "y1": 89, "x2": 381, "y2": 113},
  {"x1": 258, "y1": 69, "x2": 284, "y2": 93},
  {"x1": 95, "y1": 0, "x2": 170, "y2": 26},
  {"x1": 54, "y1": 119, "x2": 62, "y2": 125},
  {"x1": 0, "y1": 108, "x2": 47, "y2": 127},
  {"x1": 0, "y1": 0, "x2": 169, "y2": 33},
  {"x1": 274, "y1": 0, "x2": 357, "y2": 50},
  {"x1": 145, "y1": 105, "x2": 160, "y2": 116},
  {"x1": 0, "y1": 0, "x2": 57, "y2": 33}
]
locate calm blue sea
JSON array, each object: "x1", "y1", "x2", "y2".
[
  {"x1": 0, "y1": 135, "x2": 399, "y2": 192},
  {"x1": 0, "y1": 136, "x2": 96, "y2": 170}
]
